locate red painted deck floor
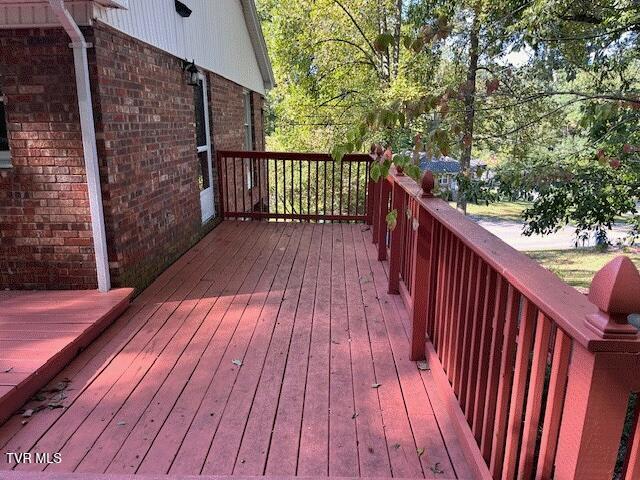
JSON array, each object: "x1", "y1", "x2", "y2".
[
  {"x1": 0, "y1": 221, "x2": 472, "y2": 479},
  {"x1": 0, "y1": 288, "x2": 133, "y2": 426}
]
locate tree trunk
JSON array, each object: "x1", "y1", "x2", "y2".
[
  {"x1": 457, "y1": 10, "x2": 480, "y2": 215},
  {"x1": 392, "y1": 0, "x2": 402, "y2": 79}
]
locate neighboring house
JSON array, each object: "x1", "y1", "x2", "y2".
[
  {"x1": 418, "y1": 153, "x2": 487, "y2": 192},
  {"x1": 0, "y1": 0, "x2": 274, "y2": 291}
]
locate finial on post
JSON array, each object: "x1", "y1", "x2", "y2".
[
  {"x1": 421, "y1": 171, "x2": 434, "y2": 198},
  {"x1": 585, "y1": 256, "x2": 640, "y2": 339}
]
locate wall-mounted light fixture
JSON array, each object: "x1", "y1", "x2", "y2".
[
  {"x1": 182, "y1": 59, "x2": 199, "y2": 86},
  {"x1": 175, "y1": 0, "x2": 192, "y2": 17}
]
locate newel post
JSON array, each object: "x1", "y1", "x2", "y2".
[
  {"x1": 555, "y1": 256, "x2": 640, "y2": 479},
  {"x1": 366, "y1": 176, "x2": 375, "y2": 225},
  {"x1": 376, "y1": 179, "x2": 391, "y2": 261},
  {"x1": 409, "y1": 171, "x2": 436, "y2": 361},
  {"x1": 387, "y1": 179, "x2": 404, "y2": 294}
]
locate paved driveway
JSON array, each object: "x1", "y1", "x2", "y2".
[{"x1": 471, "y1": 216, "x2": 631, "y2": 251}]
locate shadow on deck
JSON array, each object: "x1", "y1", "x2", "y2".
[{"x1": 0, "y1": 221, "x2": 471, "y2": 479}]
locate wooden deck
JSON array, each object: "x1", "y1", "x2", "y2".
[
  {"x1": 0, "y1": 288, "x2": 133, "y2": 425},
  {"x1": 0, "y1": 221, "x2": 472, "y2": 479}
]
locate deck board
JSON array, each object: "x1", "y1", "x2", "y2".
[
  {"x1": 0, "y1": 288, "x2": 133, "y2": 426},
  {"x1": 1, "y1": 221, "x2": 471, "y2": 478}
]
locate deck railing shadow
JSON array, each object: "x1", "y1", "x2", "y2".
[{"x1": 218, "y1": 150, "x2": 640, "y2": 480}]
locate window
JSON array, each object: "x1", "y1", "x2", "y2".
[
  {"x1": 243, "y1": 90, "x2": 255, "y2": 151},
  {"x1": 0, "y1": 90, "x2": 10, "y2": 169}
]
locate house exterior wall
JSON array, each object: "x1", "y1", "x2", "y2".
[
  {"x1": 90, "y1": 23, "x2": 207, "y2": 290},
  {"x1": 0, "y1": 23, "x2": 266, "y2": 291},
  {"x1": 0, "y1": 0, "x2": 267, "y2": 94},
  {"x1": 0, "y1": 28, "x2": 97, "y2": 289}
]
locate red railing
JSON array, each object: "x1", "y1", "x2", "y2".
[
  {"x1": 371, "y1": 168, "x2": 640, "y2": 480},
  {"x1": 216, "y1": 150, "x2": 374, "y2": 222}
]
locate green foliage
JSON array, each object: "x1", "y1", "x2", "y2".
[
  {"x1": 386, "y1": 208, "x2": 398, "y2": 230},
  {"x1": 259, "y1": 0, "x2": 640, "y2": 243}
]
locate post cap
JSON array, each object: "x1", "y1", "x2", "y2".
[
  {"x1": 421, "y1": 171, "x2": 434, "y2": 198},
  {"x1": 585, "y1": 256, "x2": 640, "y2": 339}
]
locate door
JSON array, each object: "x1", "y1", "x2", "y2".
[{"x1": 194, "y1": 73, "x2": 215, "y2": 223}]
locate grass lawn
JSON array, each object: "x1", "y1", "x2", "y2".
[
  {"x1": 449, "y1": 200, "x2": 530, "y2": 221},
  {"x1": 525, "y1": 247, "x2": 640, "y2": 289}
]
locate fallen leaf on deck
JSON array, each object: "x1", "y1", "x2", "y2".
[
  {"x1": 430, "y1": 462, "x2": 444, "y2": 474},
  {"x1": 47, "y1": 403, "x2": 64, "y2": 410},
  {"x1": 117, "y1": 421, "x2": 127, "y2": 426},
  {"x1": 22, "y1": 409, "x2": 34, "y2": 418},
  {"x1": 371, "y1": 383, "x2": 382, "y2": 388},
  {"x1": 417, "y1": 447, "x2": 425, "y2": 457},
  {"x1": 417, "y1": 360, "x2": 430, "y2": 371},
  {"x1": 352, "y1": 412, "x2": 359, "y2": 419},
  {"x1": 232, "y1": 359, "x2": 243, "y2": 366},
  {"x1": 393, "y1": 443, "x2": 401, "y2": 450},
  {"x1": 21, "y1": 420, "x2": 29, "y2": 426},
  {"x1": 3, "y1": 367, "x2": 13, "y2": 373}
]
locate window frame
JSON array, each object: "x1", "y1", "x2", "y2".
[{"x1": 0, "y1": 91, "x2": 11, "y2": 169}]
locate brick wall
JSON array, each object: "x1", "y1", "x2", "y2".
[
  {"x1": 209, "y1": 74, "x2": 267, "y2": 214},
  {"x1": 92, "y1": 23, "x2": 265, "y2": 290},
  {"x1": 0, "y1": 28, "x2": 97, "y2": 289},
  {"x1": 90, "y1": 23, "x2": 207, "y2": 290},
  {"x1": 0, "y1": 24, "x2": 266, "y2": 291}
]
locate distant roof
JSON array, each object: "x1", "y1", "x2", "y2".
[{"x1": 416, "y1": 153, "x2": 486, "y2": 174}]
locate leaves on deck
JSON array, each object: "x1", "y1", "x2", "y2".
[
  {"x1": 3, "y1": 367, "x2": 13, "y2": 373},
  {"x1": 117, "y1": 421, "x2": 127, "y2": 426},
  {"x1": 22, "y1": 409, "x2": 34, "y2": 418},
  {"x1": 232, "y1": 359, "x2": 243, "y2": 366},
  {"x1": 371, "y1": 382, "x2": 382, "y2": 388},
  {"x1": 417, "y1": 360, "x2": 430, "y2": 371},
  {"x1": 417, "y1": 447, "x2": 425, "y2": 457},
  {"x1": 430, "y1": 462, "x2": 445, "y2": 475}
]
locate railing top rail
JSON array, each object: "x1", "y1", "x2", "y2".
[
  {"x1": 217, "y1": 150, "x2": 373, "y2": 162},
  {"x1": 389, "y1": 170, "x2": 640, "y2": 353}
]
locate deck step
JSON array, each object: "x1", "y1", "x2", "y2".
[{"x1": 0, "y1": 288, "x2": 133, "y2": 424}]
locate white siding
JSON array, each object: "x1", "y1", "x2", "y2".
[
  {"x1": 0, "y1": 0, "x2": 266, "y2": 94},
  {"x1": 94, "y1": 0, "x2": 266, "y2": 94}
]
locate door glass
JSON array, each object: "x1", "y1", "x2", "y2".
[
  {"x1": 194, "y1": 79, "x2": 207, "y2": 148},
  {"x1": 198, "y1": 151, "x2": 210, "y2": 190}
]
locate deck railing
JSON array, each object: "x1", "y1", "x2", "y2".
[
  {"x1": 216, "y1": 150, "x2": 374, "y2": 222},
  {"x1": 371, "y1": 168, "x2": 640, "y2": 480}
]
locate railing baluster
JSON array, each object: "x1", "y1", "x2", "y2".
[
  {"x1": 518, "y1": 311, "x2": 553, "y2": 478},
  {"x1": 502, "y1": 299, "x2": 537, "y2": 479},
  {"x1": 535, "y1": 328, "x2": 571, "y2": 480},
  {"x1": 444, "y1": 238, "x2": 462, "y2": 375},
  {"x1": 481, "y1": 276, "x2": 510, "y2": 460},
  {"x1": 456, "y1": 251, "x2": 479, "y2": 409},
  {"x1": 452, "y1": 247, "x2": 471, "y2": 396},
  {"x1": 472, "y1": 268, "x2": 497, "y2": 439},
  {"x1": 463, "y1": 256, "x2": 487, "y2": 421},
  {"x1": 489, "y1": 285, "x2": 521, "y2": 477}
]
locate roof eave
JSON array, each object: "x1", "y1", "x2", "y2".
[{"x1": 240, "y1": 0, "x2": 275, "y2": 92}]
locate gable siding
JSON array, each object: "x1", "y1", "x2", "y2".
[{"x1": 93, "y1": 0, "x2": 265, "y2": 94}]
